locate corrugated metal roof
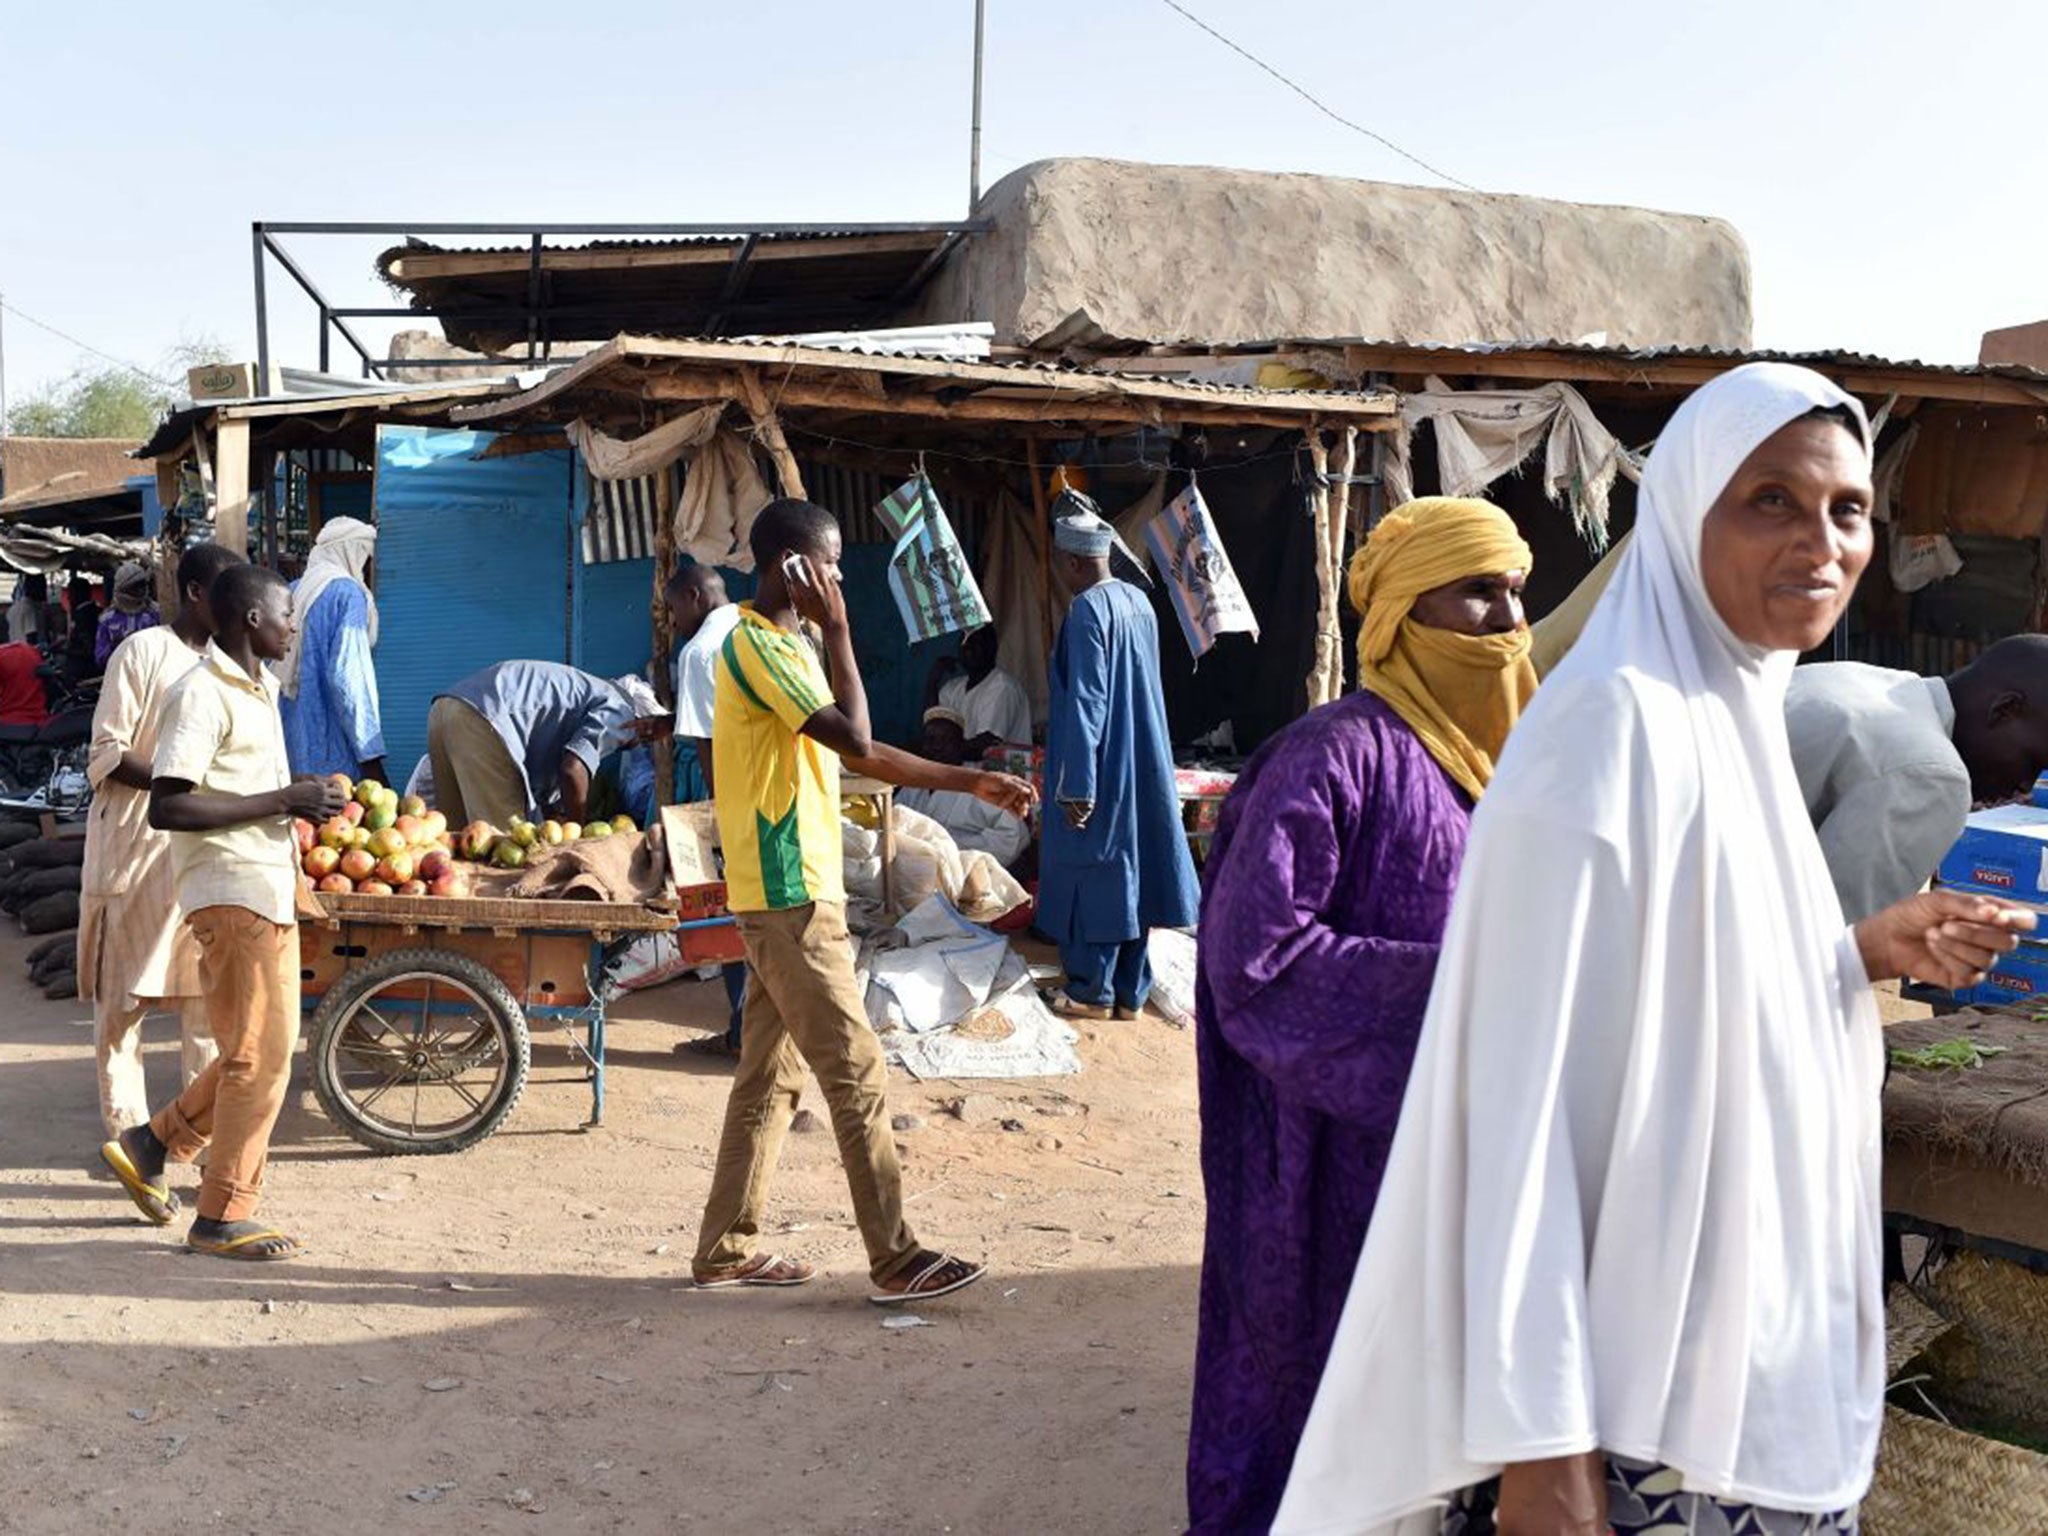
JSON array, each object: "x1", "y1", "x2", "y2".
[
  {"x1": 375, "y1": 228, "x2": 957, "y2": 262},
  {"x1": 1274, "y1": 335, "x2": 2048, "y2": 387}
]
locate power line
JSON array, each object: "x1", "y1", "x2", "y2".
[
  {"x1": 0, "y1": 298, "x2": 180, "y2": 391},
  {"x1": 1157, "y1": 0, "x2": 1481, "y2": 193}
]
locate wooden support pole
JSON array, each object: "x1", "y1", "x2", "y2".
[
  {"x1": 1329, "y1": 426, "x2": 1357, "y2": 696},
  {"x1": 213, "y1": 416, "x2": 251, "y2": 558},
  {"x1": 1304, "y1": 423, "x2": 1337, "y2": 708},
  {"x1": 736, "y1": 368, "x2": 807, "y2": 499},
  {"x1": 1027, "y1": 437, "x2": 1054, "y2": 656},
  {"x1": 641, "y1": 370, "x2": 1394, "y2": 435},
  {"x1": 650, "y1": 465, "x2": 677, "y2": 806}
]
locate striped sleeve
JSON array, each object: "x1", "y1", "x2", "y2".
[{"x1": 728, "y1": 624, "x2": 832, "y2": 732}]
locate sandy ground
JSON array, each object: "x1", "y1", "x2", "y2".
[{"x1": 0, "y1": 928, "x2": 1204, "y2": 1535}]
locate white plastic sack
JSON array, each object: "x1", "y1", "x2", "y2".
[
  {"x1": 1890, "y1": 531, "x2": 1963, "y2": 593},
  {"x1": 599, "y1": 931, "x2": 692, "y2": 1000},
  {"x1": 1147, "y1": 929, "x2": 1199, "y2": 1028}
]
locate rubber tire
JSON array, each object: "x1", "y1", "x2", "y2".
[{"x1": 308, "y1": 946, "x2": 531, "y2": 1156}]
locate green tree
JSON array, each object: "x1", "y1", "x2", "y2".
[{"x1": 11, "y1": 333, "x2": 232, "y2": 439}]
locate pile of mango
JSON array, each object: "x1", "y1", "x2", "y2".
[
  {"x1": 293, "y1": 777, "x2": 463, "y2": 897},
  {"x1": 454, "y1": 813, "x2": 640, "y2": 871}
]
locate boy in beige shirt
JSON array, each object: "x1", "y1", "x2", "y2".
[{"x1": 98, "y1": 564, "x2": 345, "y2": 1260}]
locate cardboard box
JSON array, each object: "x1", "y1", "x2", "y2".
[
  {"x1": 185, "y1": 361, "x2": 274, "y2": 402},
  {"x1": 1951, "y1": 937, "x2": 2048, "y2": 1008},
  {"x1": 1937, "y1": 803, "x2": 2048, "y2": 901},
  {"x1": 660, "y1": 802, "x2": 745, "y2": 964}
]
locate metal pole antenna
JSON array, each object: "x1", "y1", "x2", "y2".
[{"x1": 968, "y1": 0, "x2": 986, "y2": 212}]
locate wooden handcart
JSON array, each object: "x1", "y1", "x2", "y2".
[{"x1": 298, "y1": 890, "x2": 676, "y2": 1155}]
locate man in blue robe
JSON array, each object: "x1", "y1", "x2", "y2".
[
  {"x1": 280, "y1": 517, "x2": 387, "y2": 786},
  {"x1": 1038, "y1": 500, "x2": 1198, "y2": 1020}
]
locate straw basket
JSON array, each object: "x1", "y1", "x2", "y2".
[
  {"x1": 1925, "y1": 1251, "x2": 2048, "y2": 1435},
  {"x1": 1863, "y1": 1406, "x2": 2048, "y2": 1536}
]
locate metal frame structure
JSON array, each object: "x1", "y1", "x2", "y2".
[{"x1": 251, "y1": 220, "x2": 990, "y2": 384}]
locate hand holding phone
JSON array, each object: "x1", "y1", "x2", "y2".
[{"x1": 783, "y1": 551, "x2": 847, "y2": 634}]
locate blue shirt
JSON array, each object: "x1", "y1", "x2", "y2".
[
  {"x1": 280, "y1": 581, "x2": 383, "y2": 778},
  {"x1": 439, "y1": 661, "x2": 633, "y2": 818}
]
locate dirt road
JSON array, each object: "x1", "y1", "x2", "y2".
[{"x1": 0, "y1": 929, "x2": 1204, "y2": 1534}]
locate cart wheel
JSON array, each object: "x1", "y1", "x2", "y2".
[{"x1": 309, "y1": 947, "x2": 531, "y2": 1155}]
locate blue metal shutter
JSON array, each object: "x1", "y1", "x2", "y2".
[
  {"x1": 576, "y1": 554, "x2": 657, "y2": 682},
  {"x1": 371, "y1": 426, "x2": 576, "y2": 782}
]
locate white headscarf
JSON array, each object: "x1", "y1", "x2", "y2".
[
  {"x1": 282, "y1": 517, "x2": 378, "y2": 699},
  {"x1": 1276, "y1": 364, "x2": 1883, "y2": 1533}
]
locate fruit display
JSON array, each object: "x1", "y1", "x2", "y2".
[
  {"x1": 300, "y1": 790, "x2": 645, "y2": 900},
  {"x1": 294, "y1": 778, "x2": 468, "y2": 899},
  {"x1": 452, "y1": 813, "x2": 640, "y2": 867}
]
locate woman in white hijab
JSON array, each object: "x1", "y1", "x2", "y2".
[{"x1": 1273, "y1": 364, "x2": 2030, "y2": 1536}]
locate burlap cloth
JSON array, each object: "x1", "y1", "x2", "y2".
[
  {"x1": 459, "y1": 827, "x2": 670, "y2": 906},
  {"x1": 1885, "y1": 1008, "x2": 2048, "y2": 1186}
]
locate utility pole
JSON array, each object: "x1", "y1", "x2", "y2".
[{"x1": 968, "y1": 0, "x2": 986, "y2": 212}]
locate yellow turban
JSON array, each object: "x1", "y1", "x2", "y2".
[{"x1": 1348, "y1": 497, "x2": 1537, "y2": 800}]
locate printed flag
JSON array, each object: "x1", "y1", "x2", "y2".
[
  {"x1": 875, "y1": 475, "x2": 990, "y2": 643},
  {"x1": 1145, "y1": 481, "x2": 1259, "y2": 662}
]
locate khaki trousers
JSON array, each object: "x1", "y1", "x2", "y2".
[
  {"x1": 97, "y1": 996, "x2": 216, "y2": 1140},
  {"x1": 427, "y1": 696, "x2": 528, "y2": 829},
  {"x1": 149, "y1": 907, "x2": 301, "y2": 1224},
  {"x1": 694, "y1": 900, "x2": 920, "y2": 1284}
]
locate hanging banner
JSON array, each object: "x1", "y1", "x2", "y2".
[
  {"x1": 1145, "y1": 480, "x2": 1260, "y2": 662},
  {"x1": 876, "y1": 474, "x2": 990, "y2": 643}
]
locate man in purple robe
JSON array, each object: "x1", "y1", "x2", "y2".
[{"x1": 1185, "y1": 498, "x2": 1540, "y2": 1534}]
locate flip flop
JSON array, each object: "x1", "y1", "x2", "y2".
[
  {"x1": 693, "y1": 1253, "x2": 815, "y2": 1289},
  {"x1": 187, "y1": 1227, "x2": 305, "y2": 1262},
  {"x1": 869, "y1": 1252, "x2": 986, "y2": 1306},
  {"x1": 98, "y1": 1138, "x2": 179, "y2": 1226}
]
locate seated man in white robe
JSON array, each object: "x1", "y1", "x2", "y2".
[
  {"x1": 899, "y1": 707, "x2": 1031, "y2": 867},
  {"x1": 931, "y1": 624, "x2": 1032, "y2": 754}
]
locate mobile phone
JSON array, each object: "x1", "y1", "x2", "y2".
[{"x1": 781, "y1": 552, "x2": 810, "y2": 589}]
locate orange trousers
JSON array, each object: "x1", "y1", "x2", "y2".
[{"x1": 148, "y1": 906, "x2": 301, "y2": 1223}]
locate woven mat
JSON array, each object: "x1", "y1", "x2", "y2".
[
  {"x1": 1884, "y1": 1009, "x2": 2048, "y2": 1186},
  {"x1": 1886, "y1": 1282, "x2": 1953, "y2": 1380},
  {"x1": 1864, "y1": 1405, "x2": 2048, "y2": 1536}
]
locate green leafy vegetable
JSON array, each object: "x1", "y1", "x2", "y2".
[{"x1": 1889, "y1": 1038, "x2": 2011, "y2": 1071}]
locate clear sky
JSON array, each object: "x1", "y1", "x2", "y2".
[{"x1": 2, "y1": 0, "x2": 2042, "y2": 402}]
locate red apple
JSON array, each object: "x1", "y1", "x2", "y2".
[
  {"x1": 339, "y1": 849, "x2": 376, "y2": 882},
  {"x1": 316, "y1": 873, "x2": 354, "y2": 895},
  {"x1": 418, "y1": 850, "x2": 453, "y2": 883},
  {"x1": 304, "y1": 846, "x2": 341, "y2": 879},
  {"x1": 428, "y1": 871, "x2": 465, "y2": 898},
  {"x1": 356, "y1": 878, "x2": 393, "y2": 897},
  {"x1": 397, "y1": 879, "x2": 428, "y2": 897}
]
